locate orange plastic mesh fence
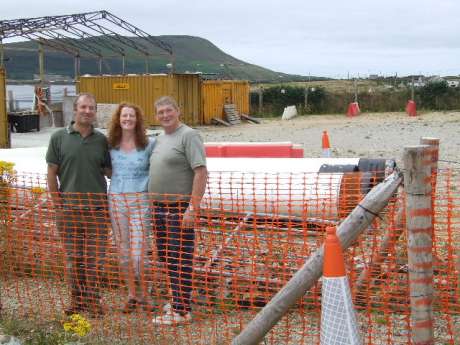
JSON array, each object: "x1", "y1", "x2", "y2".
[{"x1": 0, "y1": 170, "x2": 458, "y2": 344}]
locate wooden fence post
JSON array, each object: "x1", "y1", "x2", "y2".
[
  {"x1": 420, "y1": 137, "x2": 439, "y2": 222},
  {"x1": 403, "y1": 145, "x2": 434, "y2": 345}
]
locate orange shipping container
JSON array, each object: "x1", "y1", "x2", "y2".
[{"x1": 201, "y1": 80, "x2": 249, "y2": 125}]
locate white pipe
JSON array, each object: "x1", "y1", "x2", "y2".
[
  {"x1": 1, "y1": 148, "x2": 365, "y2": 220},
  {"x1": 205, "y1": 158, "x2": 360, "y2": 220}
]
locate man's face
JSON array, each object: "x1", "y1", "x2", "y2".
[
  {"x1": 155, "y1": 103, "x2": 180, "y2": 133},
  {"x1": 74, "y1": 96, "x2": 96, "y2": 126}
]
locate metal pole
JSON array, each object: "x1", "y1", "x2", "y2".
[
  {"x1": 74, "y1": 55, "x2": 80, "y2": 79},
  {"x1": 304, "y1": 87, "x2": 309, "y2": 111},
  {"x1": 403, "y1": 145, "x2": 434, "y2": 345},
  {"x1": 354, "y1": 78, "x2": 358, "y2": 103},
  {"x1": 0, "y1": 39, "x2": 4, "y2": 68},
  {"x1": 170, "y1": 53, "x2": 176, "y2": 74},
  {"x1": 98, "y1": 57, "x2": 103, "y2": 75},
  {"x1": 145, "y1": 55, "x2": 149, "y2": 74},
  {"x1": 38, "y1": 40, "x2": 45, "y2": 83},
  {"x1": 258, "y1": 87, "x2": 263, "y2": 114},
  {"x1": 7, "y1": 90, "x2": 14, "y2": 112},
  {"x1": 122, "y1": 55, "x2": 126, "y2": 74}
]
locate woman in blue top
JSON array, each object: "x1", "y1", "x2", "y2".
[{"x1": 107, "y1": 103, "x2": 155, "y2": 313}]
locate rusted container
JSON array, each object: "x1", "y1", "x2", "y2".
[{"x1": 0, "y1": 67, "x2": 8, "y2": 148}]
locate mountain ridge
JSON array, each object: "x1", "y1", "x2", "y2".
[{"x1": 2, "y1": 35, "x2": 314, "y2": 82}]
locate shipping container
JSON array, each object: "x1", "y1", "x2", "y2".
[
  {"x1": 201, "y1": 80, "x2": 249, "y2": 124},
  {"x1": 77, "y1": 74, "x2": 249, "y2": 126}
]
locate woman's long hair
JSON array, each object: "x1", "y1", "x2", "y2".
[{"x1": 108, "y1": 103, "x2": 148, "y2": 149}]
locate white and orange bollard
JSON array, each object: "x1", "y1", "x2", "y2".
[
  {"x1": 322, "y1": 130, "x2": 332, "y2": 158},
  {"x1": 320, "y1": 226, "x2": 362, "y2": 345}
]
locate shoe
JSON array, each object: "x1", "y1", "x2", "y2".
[
  {"x1": 152, "y1": 311, "x2": 192, "y2": 325},
  {"x1": 122, "y1": 298, "x2": 138, "y2": 314}
]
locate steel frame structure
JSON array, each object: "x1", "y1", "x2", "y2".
[{"x1": 0, "y1": 10, "x2": 174, "y2": 75}]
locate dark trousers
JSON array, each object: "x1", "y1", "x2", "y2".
[
  {"x1": 58, "y1": 206, "x2": 109, "y2": 307},
  {"x1": 153, "y1": 203, "x2": 195, "y2": 313}
]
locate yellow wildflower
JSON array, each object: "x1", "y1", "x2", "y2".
[{"x1": 63, "y1": 313, "x2": 91, "y2": 337}]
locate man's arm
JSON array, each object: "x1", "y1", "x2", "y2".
[
  {"x1": 47, "y1": 163, "x2": 61, "y2": 205},
  {"x1": 183, "y1": 166, "x2": 207, "y2": 227}
]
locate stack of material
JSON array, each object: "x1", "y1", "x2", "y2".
[{"x1": 224, "y1": 104, "x2": 242, "y2": 125}]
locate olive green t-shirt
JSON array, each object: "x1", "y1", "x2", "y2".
[
  {"x1": 148, "y1": 124, "x2": 206, "y2": 202},
  {"x1": 46, "y1": 123, "x2": 111, "y2": 206}
]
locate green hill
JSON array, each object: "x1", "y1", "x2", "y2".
[{"x1": 2, "y1": 35, "x2": 311, "y2": 82}]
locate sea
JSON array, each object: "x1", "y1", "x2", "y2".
[{"x1": 6, "y1": 84, "x2": 76, "y2": 111}]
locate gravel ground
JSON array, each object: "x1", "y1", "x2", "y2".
[
  {"x1": 199, "y1": 111, "x2": 460, "y2": 166},
  {"x1": 11, "y1": 111, "x2": 460, "y2": 168}
]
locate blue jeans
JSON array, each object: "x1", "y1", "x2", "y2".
[{"x1": 153, "y1": 202, "x2": 195, "y2": 313}]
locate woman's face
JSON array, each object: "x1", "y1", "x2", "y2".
[{"x1": 119, "y1": 107, "x2": 137, "y2": 131}]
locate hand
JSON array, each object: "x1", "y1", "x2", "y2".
[
  {"x1": 49, "y1": 192, "x2": 62, "y2": 210},
  {"x1": 182, "y1": 206, "x2": 198, "y2": 228}
]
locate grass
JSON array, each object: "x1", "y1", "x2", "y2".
[
  {"x1": 256, "y1": 79, "x2": 394, "y2": 93},
  {"x1": 0, "y1": 315, "x2": 89, "y2": 345}
]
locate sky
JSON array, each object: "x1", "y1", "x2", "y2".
[{"x1": 2, "y1": 0, "x2": 459, "y2": 78}]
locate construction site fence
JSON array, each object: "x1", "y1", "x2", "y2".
[{"x1": 0, "y1": 170, "x2": 459, "y2": 344}]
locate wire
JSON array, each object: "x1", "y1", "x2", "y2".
[{"x1": 439, "y1": 159, "x2": 460, "y2": 165}]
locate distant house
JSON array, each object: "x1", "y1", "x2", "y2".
[
  {"x1": 409, "y1": 80, "x2": 426, "y2": 88},
  {"x1": 447, "y1": 80, "x2": 460, "y2": 87},
  {"x1": 408, "y1": 76, "x2": 426, "y2": 88}
]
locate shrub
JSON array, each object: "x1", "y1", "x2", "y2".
[{"x1": 418, "y1": 80, "x2": 449, "y2": 109}]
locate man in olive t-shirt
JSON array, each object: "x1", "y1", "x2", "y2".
[
  {"x1": 46, "y1": 93, "x2": 111, "y2": 317},
  {"x1": 149, "y1": 96, "x2": 207, "y2": 325}
]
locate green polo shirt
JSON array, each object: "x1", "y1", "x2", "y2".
[{"x1": 46, "y1": 122, "x2": 111, "y2": 206}]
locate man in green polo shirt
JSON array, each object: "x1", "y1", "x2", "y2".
[{"x1": 46, "y1": 93, "x2": 111, "y2": 317}]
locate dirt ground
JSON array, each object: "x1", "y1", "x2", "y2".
[{"x1": 199, "y1": 110, "x2": 460, "y2": 166}]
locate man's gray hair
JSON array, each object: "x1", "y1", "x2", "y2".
[
  {"x1": 73, "y1": 93, "x2": 97, "y2": 110},
  {"x1": 154, "y1": 96, "x2": 179, "y2": 112}
]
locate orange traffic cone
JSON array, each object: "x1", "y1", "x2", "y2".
[
  {"x1": 322, "y1": 130, "x2": 331, "y2": 158},
  {"x1": 320, "y1": 226, "x2": 362, "y2": 345}
]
